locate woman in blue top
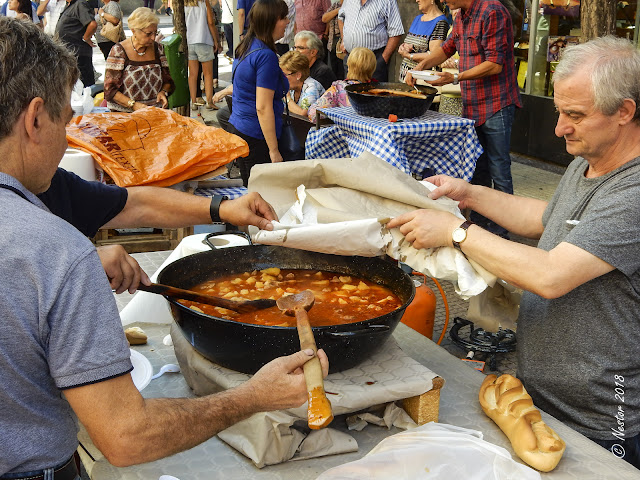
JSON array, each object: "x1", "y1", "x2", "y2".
[
  {"x1": 397, "y1": 0, "x2": 448, "y2": 83},
  {"x1": 228, "y1": 0, "x2": 289, "y2": 186}
]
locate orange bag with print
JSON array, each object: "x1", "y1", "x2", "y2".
[{"x1": 66, "y1": 106, "x2": 249, "y2": 187}]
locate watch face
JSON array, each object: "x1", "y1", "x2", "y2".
[{"x1": 452, "y1": 228, "x2": 466, "y2": 243}]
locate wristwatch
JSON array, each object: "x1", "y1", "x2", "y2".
[
  {"x1": 127, "y1": 99, "x2": 136, "y2": 108},
  {"x1": 452, "y1": 220, "x2": 473, "y2": 250},
  {"x1": 452, "y1": 72, "x2": 459, "y2": 85},
  {"x1": 410, "y1": 53, "x2": 414, "y2": 61},
  {"x1": 209, "y1": 194, "x2": 228, "y2": 223}
]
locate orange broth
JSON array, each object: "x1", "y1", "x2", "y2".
[{"x1": 179, "y1": 268, "x2": 402, "y2": 327}]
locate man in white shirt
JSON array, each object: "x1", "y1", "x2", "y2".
[{"x1": 37, "y1": 0, "x2": 65, "y2": 35}]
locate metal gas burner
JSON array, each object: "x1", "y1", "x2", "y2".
[{"x1": 449, "y1": 317, "x2": 517, "y2": 371}]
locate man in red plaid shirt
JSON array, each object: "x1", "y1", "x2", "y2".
[{"x1": 406, "y1": 0, "x2": 521, "y2": 237}]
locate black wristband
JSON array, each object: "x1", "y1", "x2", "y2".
[{"x1": 209, "y1": 194, "x2": 228, "y2": 223}]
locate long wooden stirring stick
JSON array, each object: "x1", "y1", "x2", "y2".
[{"x1": 276, "y1": 290, "x2": 333, "y2": 429}]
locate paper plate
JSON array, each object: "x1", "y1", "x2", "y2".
[
  {"x1": 409, "y1": 70, "x2": 440, "y2": 81},
  {"x1": 130, "y1": 349, "x2": 153, "y2": 391}
]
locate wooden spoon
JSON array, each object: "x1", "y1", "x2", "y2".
[
  {"x1": 367, "y1": 88, "x2": 427, "y2": 99},
  {"x1": 137, "y1": 283, "x2": 276, "y2": 314},
  {"x1": 276, "y1": 290, "x2": 333, "y2": 429}
]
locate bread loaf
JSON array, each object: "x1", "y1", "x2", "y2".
[
  {"x1": 479, "y1": 374, "x2": 565, "y2": 472},
  {"x1": 124, "y1": 326, "x2": 147, "y2": 345}
]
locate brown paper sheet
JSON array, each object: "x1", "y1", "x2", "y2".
[{"x1": 248, "y1": 153, "x2": 496, "y2": 298}]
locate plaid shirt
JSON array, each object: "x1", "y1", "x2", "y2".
[
  {"x1": 441, "y1": 0, "x2": 521, "y2": 126},
  {"x1": 295, "y1": 0, "x2": 331, "y2": 37}
]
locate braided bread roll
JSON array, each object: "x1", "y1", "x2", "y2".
[{"x1": 479, "y1": 374, "x2": 566, "y2": 472}]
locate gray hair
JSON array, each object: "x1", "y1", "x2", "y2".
[
  {"x1": 0, "y1": 17, "x2": 78, "y2": 141},
  {"x1": 295, "y1": 30, "x2": 324, "y2": 59},
  {"x1": 553, "y1": 36, "x2": 640, "y2": 122}
]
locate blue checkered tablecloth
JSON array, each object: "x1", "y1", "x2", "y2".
[
  {"x1": 194, "y1": 176, "x2": 248, "y2": 199},
  {"x1": 305, "y1": 106, "x2": 483, "y2": 181}
]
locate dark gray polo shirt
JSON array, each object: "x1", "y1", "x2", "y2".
[{"x1": 55, "y1": 0, "x2": 95, "y2": 57}]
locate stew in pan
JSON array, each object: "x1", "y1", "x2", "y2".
[{"x1": 180, "y1": 268, "x2": 402, "y2": 327}]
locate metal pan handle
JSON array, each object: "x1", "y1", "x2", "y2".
[
  {"x1": 203, "y1": 230, "x2": 252, "y2": 250},
  {"x1": 323, "y1": 324, "x2": 390, "y2": 338}
]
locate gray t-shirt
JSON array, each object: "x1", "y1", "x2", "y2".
[
  {"x1": 517, "y1": 156, "x2": 640, "y2": 440},
  {"x1": 0, "y1": 174, "x2": 132, "y2": 474}
]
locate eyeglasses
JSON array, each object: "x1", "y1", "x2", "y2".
[
  {"x1": 282, "y1": 71, "x2": 296, "y2": 76},
  {"x1": 136, "y1": 29, "x2": 159, "y2": 37},
  {"x1": 294, "y1": 45, "x2": 309, "y2": 51}
]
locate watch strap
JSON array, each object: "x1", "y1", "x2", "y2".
[
  {"x1": 452, "y1": 72, "x2": 459, "y2": 85},
  {"x1": 452, "y1": 220, "x2": 473, "y2": 250},
  {"x1": 209, "y1": 194, "x2": 228, "y2": 223}
]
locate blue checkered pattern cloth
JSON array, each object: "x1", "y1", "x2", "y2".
[
  {"x1": 305, "y1": 107, "x2": 483, "y2": 181},
  {"x1": 194, "y1": 176, "x2": 248, "y2": 199}
]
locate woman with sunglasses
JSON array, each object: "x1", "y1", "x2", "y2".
[
  {"x1": 228, "y1": 0, "x2": 290, "y2": 186},
  {"x1": 279, "y1": 50, "x2": 324, "y2": 118},
  {"x1": 104, "y1": 7, "x2": 174, "y2": 112}
]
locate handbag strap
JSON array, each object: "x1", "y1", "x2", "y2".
[
  {"x1": 283, "y1": 93, "x2": 292, "y2": 126},
  {"x1": 231, "y1": 47, "x2": 265, "y2": 83}
]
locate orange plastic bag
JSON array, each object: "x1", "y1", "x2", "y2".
[{"x1": 66, "y1": 107, "x2": 249, "y2": 187}]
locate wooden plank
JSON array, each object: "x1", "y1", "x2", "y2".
[
  {"x1": 402, "y1": 376, "x2": 445, "y2": 425},
  {"x1": 92, "y1": 227, "x2": 194, "y2": 254}
]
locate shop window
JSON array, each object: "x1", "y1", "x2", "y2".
[{"x1": 522, "y1": 0, "x2": 639, "y2": 98}]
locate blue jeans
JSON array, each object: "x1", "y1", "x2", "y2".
[
  {"x1": 590, "y1": 432, "x2": 640, "y2": 471},
  {"x1": 0, "y1": 455, "x2": 80, "y2": 480},
  {"x1": 472, "y1": 104, "x2": 515, "y2": 194},
  {"x1": 470, "y1": 104, "x2": 515, "y2": 236}
]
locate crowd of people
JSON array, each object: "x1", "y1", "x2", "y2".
[{"x1": 1, "y1": 0, "x2": 640, "y2": 476}]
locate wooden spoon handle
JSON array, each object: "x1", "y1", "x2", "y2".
[
  {"x1": 295, "y1": 308, "x2": 334, "y2": 429},
  {"x1": 137, "y1": 283, "x2": 276, "y2": 313},
  {"x1": 367, "y1": 88, "x2": 427, "y2": 99}
]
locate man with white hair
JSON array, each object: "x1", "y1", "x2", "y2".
[
  {"x1": 388, "y1": 36, "x2": 640, "y2": 469},
  {"x1": 294, "y1": 30, "x2": 336, "y2": 89},
  {"x1": 0, "y1": 17, "x2": 328, "y2": 477}
]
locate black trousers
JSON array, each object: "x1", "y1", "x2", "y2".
[
  {"x1": 98, "y1": 41, "x2": 115, "y2": 60},
  {"x1": 77, "y1": 54, "x2": 95, "y2": 87},
  {"x1": 227, "y1": 123, "x2": 271, "y2": 187},
  {"x1": 223, "y1": 23, "x2": 233, "y2": 57}
]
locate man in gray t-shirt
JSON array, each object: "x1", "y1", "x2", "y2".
[
  {"x1": 0, "y1": 18, "x2": 328, "y2": 477},
  {"x1": 387, "y1": 36, "x2": 640, "y2": 469}
]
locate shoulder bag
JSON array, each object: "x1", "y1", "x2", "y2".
[
  {"x1": 100, "y1": 6, "x2": 125, "y2": 43},
  {"x1": 278, "y1": 95, "x2": 305, "y2": 161}
]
